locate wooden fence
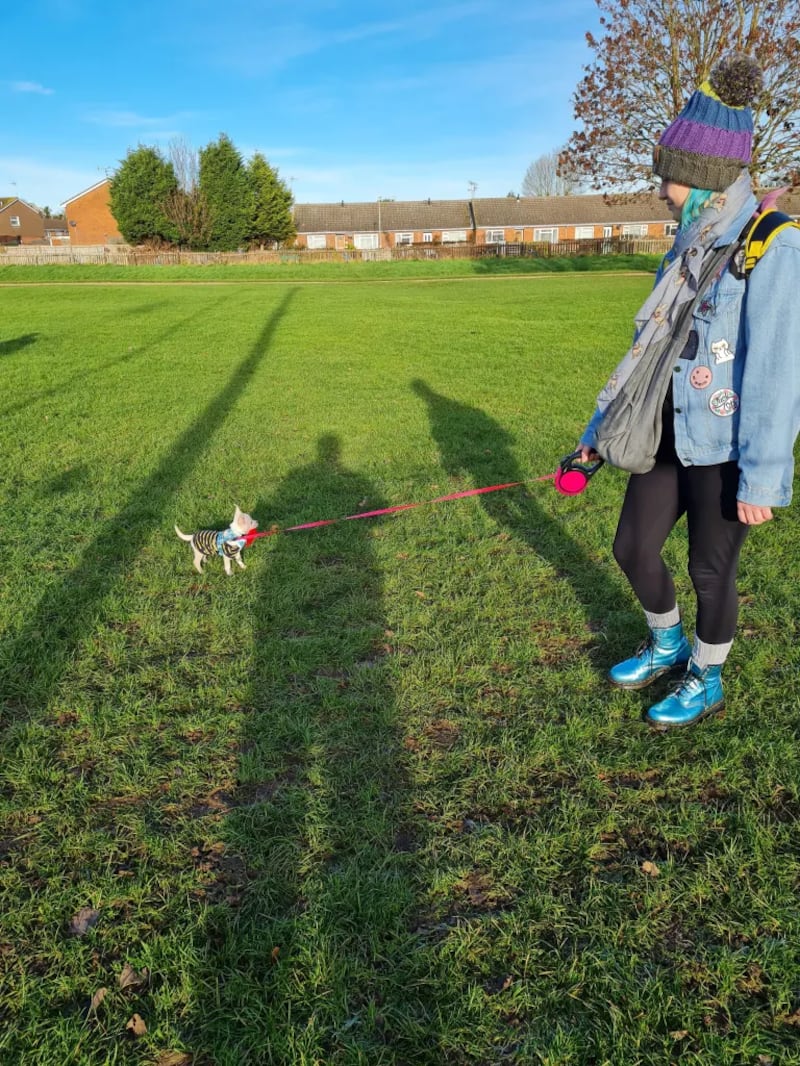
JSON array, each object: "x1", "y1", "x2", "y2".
[{"x1": 0, "y1": 237, "x2": 672, "y2": 267}]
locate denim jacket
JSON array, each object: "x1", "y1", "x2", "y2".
[{"x1": 582, "y1": 196, "x2": 800, "y2": 507}]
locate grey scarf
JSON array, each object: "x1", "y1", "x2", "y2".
[{"x1": 593, "y1": 174, "x2": 752, "y2": 473}]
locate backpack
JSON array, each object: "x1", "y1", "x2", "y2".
[{"x1": 742, "y1": 207, "x2": 800, "y2": 277}]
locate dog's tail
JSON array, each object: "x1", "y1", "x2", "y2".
[{"x1": 174, "y1": 526, "x2": 193, "y2": 542}]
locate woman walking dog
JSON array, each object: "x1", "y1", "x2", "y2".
[{"x1": 579, "y1": 54, "x2": 800, "y2": 729}]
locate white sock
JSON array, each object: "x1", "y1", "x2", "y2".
[
  {"x1": 692, "y1": 636, "x2": 732, "y2": 670},
  {"x1": 644, "y1": 607, "x2": 681, "y2": 630}
]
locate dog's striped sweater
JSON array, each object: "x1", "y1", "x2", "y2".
[{"x1": 190, "y1": 528, "x2": 247, "y2": 559}]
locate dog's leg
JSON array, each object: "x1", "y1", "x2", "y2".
[
  {"x1": 235, "y1": 552, "x2": 246, "y2": 570},
  {"x1": 192, "y1": 548, "x2": 205, "y2": 573},
  {"x1": 223, "y1": 555, "x2": 233, "y2": 575}
]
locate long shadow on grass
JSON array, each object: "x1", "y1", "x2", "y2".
[
  {"x1": 0, "y1": 332, "x2": 39, "y2": 357},
  {"x1": 187, "y1": 433, "x2": 415, "y2": 1063},
  {"x1": 0, "y1": 290, "x2": 296, "y2": 723},
  {"x1": 412, "y1": 379, "x2": 629, "y2": 645}
]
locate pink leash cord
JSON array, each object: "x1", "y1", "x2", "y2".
[{"x1": 241, "y1": 463, "x2": 593, "y2": 546}]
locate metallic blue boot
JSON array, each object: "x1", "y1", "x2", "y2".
[
  {"x1": 646, "y1": 661, "x2": 724, "y2": 730},
  {"x1": 608, "y1": 623, "x2": 690, "y2": 690}
]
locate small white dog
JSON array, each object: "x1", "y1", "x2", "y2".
[{"x1": 175, "y1": 505, "x2": 258, "y2": 575}]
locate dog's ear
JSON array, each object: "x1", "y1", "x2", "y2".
[{"x1": 233, "y1": 504, "x2": 242, "y2": 522}]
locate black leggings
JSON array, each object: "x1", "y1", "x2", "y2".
[{"x1": 612, "y1": 453, "x2": 749, "y2": 644}]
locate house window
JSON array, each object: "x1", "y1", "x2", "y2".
[
  {"x1": 306, "y1": 233, "x2": 326, "y2": 249},
  {"x1": 10, "y1": 216, "x2": 21, "y2": 228},
  {"x1": 534, "y1": 227, "x2": 558, "y2": 243},
  {"x1": 422, "y1": 232, "x2": 433, "y2": 243},
  {"x1": 395, "y1": 232, "x2": 413, "y2": 246},
  {"x1": 486, "y1": 229, "x2": 506, "y2": 244},
  {"x1": 354, "y1": 232, "x2": 379, "y2": 250},
  {"x1": 442, "y1": 229, "x2": 467, "y2": 243},
  {"x1": 621, "y1": 224, "x2": 648, "y2": 237},
  {"x1": 574, "y1": 226, "x2": 594, "y2": 240},
  {"x1": 664, "y1": 222, "x2": 678, "y2": 236}
]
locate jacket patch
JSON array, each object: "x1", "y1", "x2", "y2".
[
  {"x1": 690, "y1": 366, "x2": 712, "y2": 389},
  {"x1": 709, "y1": 388, "x2": 739, "y2": 417},
  {"x1": 711, "y1": 339, "x2": 735, "y2": 364}
]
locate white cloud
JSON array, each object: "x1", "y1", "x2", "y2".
[{"x1": 11, "y1": 81, "x2": 55, "y2": 95}]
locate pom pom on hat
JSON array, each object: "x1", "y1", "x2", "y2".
[
  {"x1": 653, "y1": 52, "x2": 762, "y2": 191},
  {"x1": 708, "y1": 52, "x2": 763, "y2": 108}
]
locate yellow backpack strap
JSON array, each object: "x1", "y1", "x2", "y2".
[{"x1": 744, "y1": 208, "x2": 799, "y2": 276}]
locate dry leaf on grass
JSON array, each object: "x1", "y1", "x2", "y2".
[
  {"x1": 89, "y1": 987, "x2": 108, "y2": 1013},
  {"x1": 118, "y1": 962, "x2": 150, "y2": 992},
  {"x1": 641, "y1": 860, "x2": 660, "y2": 878},
  {"x1": 69, "y1": 907, "x2": 100, "y2": 936},
  {"x1": 126, "y1": 1013, "x2": 147, "y2": 1036},
  {"x1": 155, "y1": 1054, "x2": 193, "y2": 1066}
]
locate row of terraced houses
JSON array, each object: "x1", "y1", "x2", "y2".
[{"x1": 4, "y1": 178, "x2": 800, "y2": 251}]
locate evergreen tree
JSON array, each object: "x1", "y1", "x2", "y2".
[
  {"x1": 246, "y1": 153, "x2": 296, "y2": 248},
  {"x1": 198, "y1": 134, "x2": 253, "y2": 251},
  {"x1": 109, "y1": 145, "x2": 178, "y2": 245}
]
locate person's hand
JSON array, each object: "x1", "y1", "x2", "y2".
[
  {"x1": 577, "y1": 445, "x2": 600, "y2": 464},
  {"x1": 737, "y1": 501, "x2": 773, "y2": 525}
]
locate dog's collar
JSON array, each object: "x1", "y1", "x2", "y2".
[{"x1": 216, "y1": 526, "x2": 243, "y2": 554}]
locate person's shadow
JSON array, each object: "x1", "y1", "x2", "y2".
[
  {"x1": 411, "y1": 379, "x2": 631, "y2": 651},
  {"x1": 188, "y1": 434, "x2": 415, "y2": 1061}
]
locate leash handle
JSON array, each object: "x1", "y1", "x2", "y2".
[{"x1": 554, "y1": 449, "x2": 604, "y2": 496}]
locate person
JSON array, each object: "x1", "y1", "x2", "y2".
[{"x1": 578, "y1": 53, "x2": 800, "y2": 729}]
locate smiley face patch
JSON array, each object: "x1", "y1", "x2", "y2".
[
  {"x1": 690, "y1": 366, "x2": 712, "y2": 389},
  {"x1": 709, "y1": 388, "x2": 739, "y2": 417}
]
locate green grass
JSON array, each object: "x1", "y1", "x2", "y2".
[
  {"x1": 1, "y1": 268, "x2": 799, "y2": 1065},
  {"x1": 0, "y1": 252, "x2": 662, "y2": 285}
]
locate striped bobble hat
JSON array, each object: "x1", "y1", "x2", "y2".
[{"x1": 653, "y1": 53, "x2": 762, "y2": 191}]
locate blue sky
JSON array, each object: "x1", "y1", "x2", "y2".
[{"x1": 4, "y1": 0, "x2": 601, "y2": 213}]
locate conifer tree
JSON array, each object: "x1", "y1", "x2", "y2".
[
  {"x1": 109, "y1": 145, "x2": 178, "y2": 245},
  {"x1": 198, "y1": 134, "x2": 254, "y2": 251},
  {"x1": 246, "y1": 153, "x2": 296, "y2": 248}
]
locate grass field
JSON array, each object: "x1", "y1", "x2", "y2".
[{"x1": 1, "y1": 264, "x2": 799, "y2": 1065}]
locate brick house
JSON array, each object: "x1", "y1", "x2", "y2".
[
  {"x1": 0, "y1": 197, "x2": 46, "y2": 245},
  {"x1": 472, "y1": 193, "x2": 678, "y2": 245},
  {"x1": 294, "y1": 199, "x2": 474, "y2": 250},
  {"x1": 294, "y1": 189, "x2": 800, "y2": 251},
  {"x1": 62, "y1": 178, "x2": 123, "y2": 245}
]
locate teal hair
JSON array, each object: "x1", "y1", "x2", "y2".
[{"x1": 681, "y1": 188, "x2": 715, "y2": 228}]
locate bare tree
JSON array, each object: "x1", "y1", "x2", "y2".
[
  {"x1": 162, "y1": 137, "x2": 212, "y2": 249},
  {"x1": 521, "y1": 150, "x2": 579, "y2": 197},
  {"x1": 562, "y1": 0, "x2": 800, "y2": 191}
]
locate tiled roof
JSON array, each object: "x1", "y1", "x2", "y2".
[
  {"x1": 295, "y1": 188, "x2": 800, "y2": 233},
  {"x1": 473, "y1": 193, "x2": 674, "y2": 226},
  {"x1": 295, "y1": 199, "x2": 472, "y2": 233}
]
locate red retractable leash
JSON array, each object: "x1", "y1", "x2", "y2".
[
  {"x1": 239, "y1": 451, "x2": 604, "y2": 546},
  {"x1": 552, "y1": 449, "x2": 605, "y2": 496}
]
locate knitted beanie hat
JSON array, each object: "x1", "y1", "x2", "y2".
[{"x1": 653, "y1": 53, "x2": 762, "y2": 191}]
